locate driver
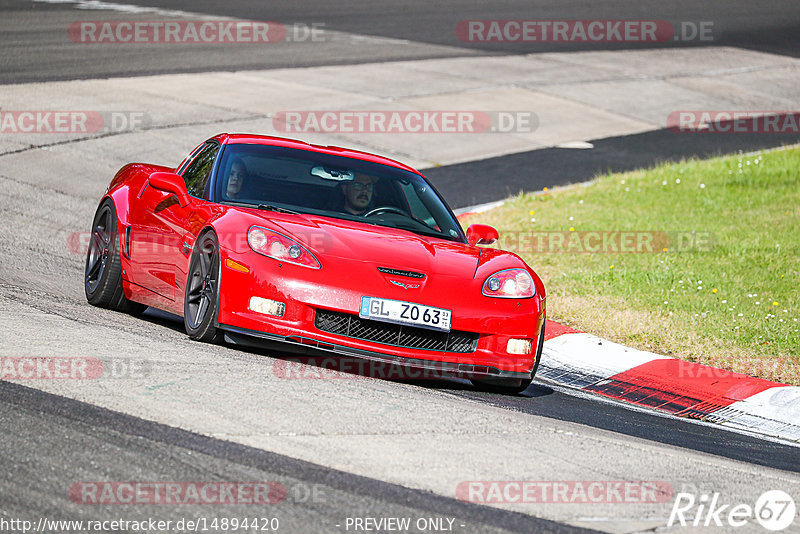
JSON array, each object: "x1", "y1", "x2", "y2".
[
  {"x1": 226, "y1": 158, "x2": 248, "y2": 199},
  {"x1": 340, "y1": 173, "x2": 377, "y2": 215}
]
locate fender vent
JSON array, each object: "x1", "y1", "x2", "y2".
[{"x1": 124, "y1": 226, "x2": 132, "y2": 259}]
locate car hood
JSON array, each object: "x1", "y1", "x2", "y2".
[{"x1": 267, "y1": 214, "x2": 481, "y2": 279}]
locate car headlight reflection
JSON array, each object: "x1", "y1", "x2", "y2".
[
  {"x1": 482, "y1": 268, "x2": 535, "y2": 298},
  {"x1": 247, "y1": 226, "x2": 320, "y2": 269}
]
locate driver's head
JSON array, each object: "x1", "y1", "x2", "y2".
[
  {"x1": 341, "y1": 174, "x2": 376, "y2": 215},
  {"x1": 226, "y1": 158, "x2": 248, "y2": 198}
]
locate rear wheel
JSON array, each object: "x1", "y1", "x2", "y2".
[
  {"x1": 471, "y1": 319, "x2": 546, "y2": 395},
  {"x1": 184, "y1": 231, "x2": 224, "y2": 343},
  {"x1": 84, "y1": 199, "x2": 147, "y2": 315}
]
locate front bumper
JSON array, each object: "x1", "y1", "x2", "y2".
[
  {"x1": 216, "y1": 249, "x2": 545, "y2": 376},
  {"x1": 219, "y1": 324, "x2": 533, "y2": 380}
]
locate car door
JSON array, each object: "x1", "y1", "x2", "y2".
[
  {"x1": 129, "y1": 141, "x2": 220, "y2": 304},
  {"x1": 172, "y1": 142, "x2": 222, "y2": 300}
]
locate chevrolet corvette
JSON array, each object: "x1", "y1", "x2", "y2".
[{"x1": 84, "y1": 134, "x2": 546, "y2": 393}]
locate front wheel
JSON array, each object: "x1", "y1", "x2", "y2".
[
  {"x1": 84, "y1": 199, "x2": 147, "y2": 315},
  {"x1": 184, "y1": 231, "x2": 224, "y2": 343},
  {"x1": 471, "y1": 319, "x2": 546, "y2": 395}
]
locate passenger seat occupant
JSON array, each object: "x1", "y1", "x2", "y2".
[{"x1": 226, "y1": 158, "x2": 248, "y2": 200}]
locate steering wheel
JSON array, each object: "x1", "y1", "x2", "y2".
[{"x1": 363, "y1": 206, "x2": 410, "y2": 218}]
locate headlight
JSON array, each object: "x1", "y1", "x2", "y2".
[
  {"x1": 247, "y1": 226, "x2": 320, "y2": 269},
  {"x1": 482, "y1": 268, "x2": 535, "y2": 298}
]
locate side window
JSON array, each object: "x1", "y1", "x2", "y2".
[{"x1": 182, "y1": 142, "x2": 219, "y2": 198}]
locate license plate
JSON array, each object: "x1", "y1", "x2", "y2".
[{"x1": 359, "y1": 297, "x2": 451, "y2": 332}]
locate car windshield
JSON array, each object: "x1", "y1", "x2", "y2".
[{"x1": 215, "y1": 143, "x2": 464, "y2": 242}]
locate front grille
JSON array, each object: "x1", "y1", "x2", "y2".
[{"x1": 315, "y1": 309, "x2": 478, "y2": 353}]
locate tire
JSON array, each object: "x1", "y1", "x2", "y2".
[
  {"x1": 184, "y1": 231, "x2": 224, "y2": 343},
  {"x1": 84, "y1": 199, "x2": 147, "y2": 315},
  {"x1": 471, "y1": 318, "x2": 546, "y2": 395}
]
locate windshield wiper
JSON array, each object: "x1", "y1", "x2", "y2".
[
  {"x1": 385, "y1": 222, "x2": 450, "y2": 240},
  {"x1": 257, "y1": 204, "x2": 299, "y2": 215}
]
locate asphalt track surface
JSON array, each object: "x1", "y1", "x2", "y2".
[
  {"x1": 0, "y1": 381, "x2": 591, "y2": 534},
  {"x1": 427, "y1": 127, "x2": 800, "y2": 208},
  {"x1": 98, "y1": 0, "x2": 800, "y2": 57},
  {"x1": 2, "y1": 1, "x2": 800, "y2": 533},
  {"x1": 3, "y1": 0, "x2": 799, "y2": 83}
]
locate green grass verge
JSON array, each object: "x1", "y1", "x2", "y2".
[{"x1": 462, "y1": 145, "x2": 800, "y2": 384}]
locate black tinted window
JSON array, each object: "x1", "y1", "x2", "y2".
[{"x1": 182, "y1": 142, "x2": 219, "y2": 197}]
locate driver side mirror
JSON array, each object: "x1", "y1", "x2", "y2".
[
  {"x1": 466, "y1": 224, "x2": 499, "y2": 246},
  {"x1": 149, "y1": 171, "x2": 191, "y2": 208}
]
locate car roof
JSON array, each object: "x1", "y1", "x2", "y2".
[{"x1": 211, "y1": 133, "x2": 422, "y2": 175}]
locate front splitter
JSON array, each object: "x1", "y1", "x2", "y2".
[{"x1": 218, "y1": 324, "x2": 532, "y2": 380}]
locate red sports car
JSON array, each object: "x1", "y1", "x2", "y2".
[{"x1": 85, "y1": 134, "x2": 546, "y2": 393}]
